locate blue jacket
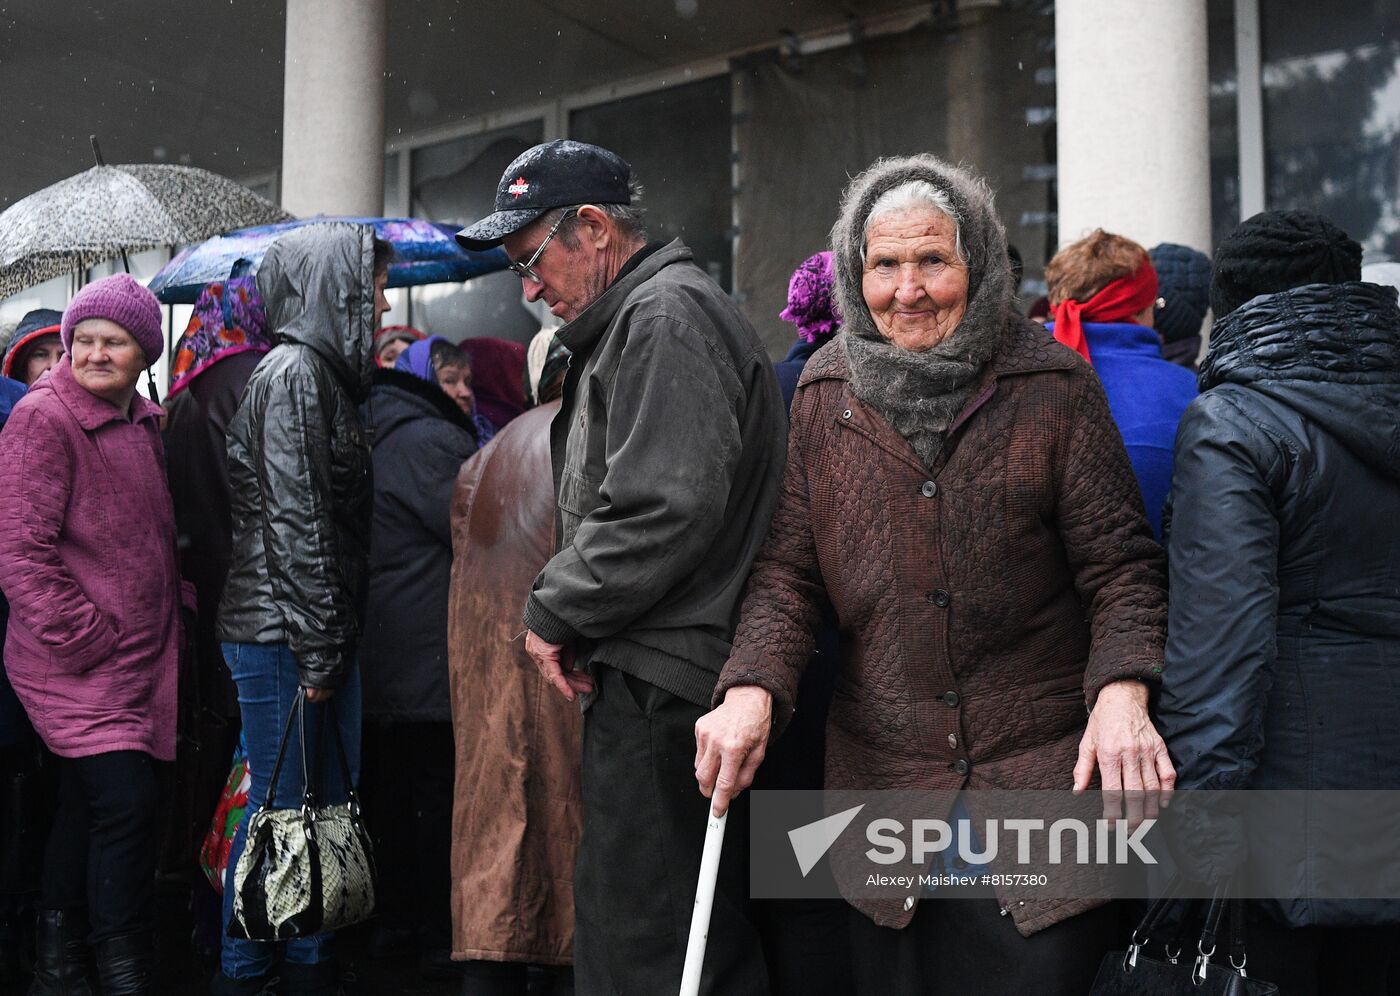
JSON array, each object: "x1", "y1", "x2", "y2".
[{"x1": 1059, "y1": 321, "x2": 1198, "y2": 539}]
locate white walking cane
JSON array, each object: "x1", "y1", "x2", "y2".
[{"x1": 678, "y1": 805, "x2": 728, "y2": 996}]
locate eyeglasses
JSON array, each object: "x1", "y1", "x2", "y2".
[{"x1": 508, "y1": 209, "x2": 577, "y2": 284}]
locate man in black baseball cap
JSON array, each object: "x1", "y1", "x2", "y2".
[
  {"x1": 454, "y1": 139, "x2": 635, "y2": 251},
  {"x1": 475, "y1": 139, "x2": 782, "y2": 994}
]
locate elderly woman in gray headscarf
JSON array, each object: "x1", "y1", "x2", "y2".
[{"x1": 694, "y1": 155, "x2": 1172, "y2": 994}]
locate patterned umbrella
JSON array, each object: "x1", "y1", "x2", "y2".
[
  {"x1": 0, "y1": 164, "x2": 292, "y2": 300},
  {"x1": 148, "y1": 217, "x2": 510, "y2": 303}
]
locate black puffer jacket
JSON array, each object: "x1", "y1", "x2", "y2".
[
  {"x1": 1159, "y1": 281, "x2": 1400, "y2": 925},
  {"x1": 218, "y1": 223, "x2": 377, "y2": 690},
  {"x1": 359, "y1": 369, "x2": 478, "y2": 721}
]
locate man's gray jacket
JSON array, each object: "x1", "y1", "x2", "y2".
[{"x1": 523, "y1": 240, "x2": 787, "y2": 706}]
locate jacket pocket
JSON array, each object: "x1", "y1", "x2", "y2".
[{"x1": 557, "y1": 466, "x2": 597, "y2": 543}]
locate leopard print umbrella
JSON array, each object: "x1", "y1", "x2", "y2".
[{"x1": 0, "y1": 164, "x2": 293, "y2": 299}]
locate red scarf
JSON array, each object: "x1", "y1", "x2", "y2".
[{"x1": 1050, "y1": 262, "x2": 1159, "y2": 364}]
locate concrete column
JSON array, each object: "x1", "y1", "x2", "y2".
[
  {"x1": 280, "y1": 0, "x2": 386, "y2": 217},
  {"x1": 1055, "y1": 0, "x2": 1211, "y2": 252}
]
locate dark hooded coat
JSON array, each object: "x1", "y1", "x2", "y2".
[
  {"x1": 217, "y1": 223, "x2": 378, "y2": 690},
  {"x1": 1158, "y1": 281, "x2": 1400, "y2": 926},
  {"x1": 359, "y1": 368, "x2": 478, "y2": 721}
]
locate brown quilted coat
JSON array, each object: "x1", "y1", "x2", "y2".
[
  {"x1": 715, "y1": 319, "x2": 1167, "y2": 936},
  {"x1": 447, "y1": 401, "x2": 582, "y2": 965}
]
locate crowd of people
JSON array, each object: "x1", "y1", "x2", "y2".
[{"x1": 0, "y1": 137, "x2": 1395, "y2": 996}]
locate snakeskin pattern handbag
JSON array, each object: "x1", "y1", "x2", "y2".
[{"x1": 228, "y1": 689, "x2": 377, "y2": 940}]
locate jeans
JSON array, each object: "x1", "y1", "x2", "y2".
[{"x1": 220, "y1": 642, "x2": 361, "y2": 980}]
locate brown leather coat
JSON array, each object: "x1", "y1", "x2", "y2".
[
  {"x1": 448, "y1": 401, "x2": 582, "y2": 965},
  {"x1": 716, "y1": 320, "x2": 1167, "y2": 936}
]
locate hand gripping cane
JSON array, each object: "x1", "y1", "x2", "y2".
[{"x1": 678, "y1": 807, "x2": 728, "y2": 996}]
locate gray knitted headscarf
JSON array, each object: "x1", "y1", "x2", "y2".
[{"x1": 831, "y1": 155, "x2": 1012, "y2": 467}]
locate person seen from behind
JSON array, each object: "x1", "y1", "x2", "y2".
[
  {"x1": 358, "y1": 334, "x2": 479, "y2": 979},
  {"x1": 1157, "y1": 210, "x2": 1400, "y2": 995},
  {"x1": 1148, "y1": 242, "x2": 1212, "y2": 372},
  {"x1": 447, "y1": 330, "x2": 579, "y2": 996},
  {"x1": 213, "y1": 224, "x2": 391, "y2": 996},
  {"x1": 1045, "y1": 230, "x2": 1198, "y2": 539}
]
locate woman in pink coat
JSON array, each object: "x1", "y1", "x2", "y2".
[{"x1": 0, "y1": 274, "x2": 185, "y2": 996}]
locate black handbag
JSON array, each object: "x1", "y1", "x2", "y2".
[
  {"x1": 228, "y1": 689, "x2": 377, "y2": 940},
  {"x1": 1090, "y1": 882, "x2": 1279, "y2": 995}
]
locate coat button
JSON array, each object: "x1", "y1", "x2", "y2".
[
  {"x1": 904, "y1": 896, "x2": 915, "y2": 911},
  {"x1": 952, "y1": 759, "x2": 970, "y2": 776},
  {"x1": 920, "y1": 480, "x2": 937, "y2": 498},
  {"x1": 842, "y1": 409, "x2": 852, "y2": 419},
  {"x1": 942, "y1": 691, "x2": 960, "y2": 707},
  {"x1": 947, "y1": 733, "x2": 958, "y2": 749},
  {"x1": 930, "y1": 589, "x2": 951, "y2": 608}
]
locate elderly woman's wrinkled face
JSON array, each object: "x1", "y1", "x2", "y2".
[
  {"x1": 435, "y1": 362, "x2": 474, "y2": 416},
  {"x1": 70, "y1": 319, "x2": 145, "y2": 406},
  {"x1": 20, "y1": 333, "x2": 64, "y2": 386},
  {"x1": 862, "y1": 205, "x2": 970, "y2": 351}
]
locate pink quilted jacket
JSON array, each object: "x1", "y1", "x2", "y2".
[{"x1": 0, "y1": 358, "x2": 183, "y2": 760}]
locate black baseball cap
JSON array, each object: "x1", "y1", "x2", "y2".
[{"x1": 455, "y1": 140, "x2": 634, "y2": 251}]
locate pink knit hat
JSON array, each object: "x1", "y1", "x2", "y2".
[{"x1": 61, "y1": 273, "x2": 165, "y2": 363}]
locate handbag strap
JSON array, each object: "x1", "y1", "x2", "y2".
[
  {"x1": 260, "y1": 688, "x2": 307, "y2": 811},
  {"x1": 1192, "y1": 882, "x2": 1231, "y2": 984},
  {"x1": 1130, "y1": 876, "x2": 1183, "y2": 947},
  {"x1": 305, "y1": 694, "x2": 362, "y2": 819}
]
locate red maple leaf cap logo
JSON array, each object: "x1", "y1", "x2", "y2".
[{"x1": 507, "y1": 176, "x2": 530, "y2": 199}]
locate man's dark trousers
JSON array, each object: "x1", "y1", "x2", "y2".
[{"x1": 574, "y1": 665, "x2": 768, "y2": 995}]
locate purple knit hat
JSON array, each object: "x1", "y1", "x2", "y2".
[
  {"x1": 779, "y1": 251, "x2": 842, "y2": 344},
  {"x1": 61, "y1": 273, "x2": 165, "y2": 364}
]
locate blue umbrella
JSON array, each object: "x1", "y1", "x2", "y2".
[{"x1": 148, "y1": 216, "x2": 509, "y2": 304}]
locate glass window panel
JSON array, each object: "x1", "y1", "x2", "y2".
[
  {"x1": 569, "y1": 76, "x2": 733, "y2": 291},
  {"x1": 735, "y1": 5, "x2": 1056, "y2": 356},
  {"x1": 409, "y1": 120, "x2": 545, "y2": 345},
  {"x1": 1259, "y1": 0, "x2": 1400, "y2": 258},
  {"x1": 1208, "y1": 0, "x2": 1241, "y2": 250}
]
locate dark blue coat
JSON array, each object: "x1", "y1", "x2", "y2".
[
  {"x1": 1158, "y1": 282, "x2": 1400, "y2": 926},
  {"x1": 1077, "y1": 321, "x2": 1198, "y2": 539},
  {"x1": 752, "y1": 333, "x2": 840, "y2": 793},
  {"x1": 359, "y1": 369, "x2": 479, "y2": 722}
]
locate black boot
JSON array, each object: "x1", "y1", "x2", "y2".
[
  {"x1": 92, "y1": 933, "x2": 151, "y2": 996},
  {"x1": 26, "y1": 909, "x2": 93, "y2": 996},
  {"x1": 280, "y1": 959, "x2": 344, "y2": 996}
]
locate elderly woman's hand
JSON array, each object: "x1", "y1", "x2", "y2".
[
  {"x1": 694, "y1": 686, "x2": 773, "y2": 817},
  {"x1": 1073, "y1": 679, "x2": 1175, "y2": 828}
]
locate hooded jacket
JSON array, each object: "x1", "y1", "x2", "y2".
[
  {"x1": 2, "y1": 308, "x2": 62, "y2": 381},
  {"x1": 359, "y1": 367, "x2": 478, "y2": 721},
  {"x1": 1158, "y1": 281, "x2": 1400, "y2": 925},
  {"x1": 217, "y1": 223, "x2": 377, "y2": 690}
]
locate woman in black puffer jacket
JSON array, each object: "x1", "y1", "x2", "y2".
[
  {"x1": 1158, "y1": 210, "x2": 1400, "y2": 995},
  {"x1": 358, "y1": 336, "x2": 478, "y2": 976}
]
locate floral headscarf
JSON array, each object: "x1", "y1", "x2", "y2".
[
  {"x1": 779, "y1": 251, "x2": 842, "y2": 344},
  {"x1": 167, "y1": 276, "x2": 273, "y2": 399}
]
